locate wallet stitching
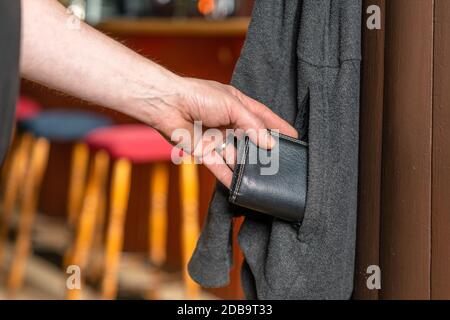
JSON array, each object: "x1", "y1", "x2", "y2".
[
  {"x1": 231, "y1": 140, "x2": 248, "y2": 202},
  {"x1": 230, "y1": 138, "x2": 249, "y2": 203}
]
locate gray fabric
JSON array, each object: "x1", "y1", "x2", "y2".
[
  {"x1": 0, "y1": 0, "x2": 21, "y2": 165},
  {"x1": 189, "y1": 0, "x2": 361, "y2": 299}
]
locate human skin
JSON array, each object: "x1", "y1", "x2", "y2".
[{"x1": 19, "y1": 0, "x2": 298, "y2": 187}]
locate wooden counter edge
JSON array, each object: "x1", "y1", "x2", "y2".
[{"x1": 96, "y1": 17, "x2": 250, "y2": 37}]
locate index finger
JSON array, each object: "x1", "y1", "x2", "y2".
[{"x1": 234, "y1": 90, "x2": 299, "y2": 139}]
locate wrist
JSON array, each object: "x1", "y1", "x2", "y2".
[{"x1": 124, "y1": 66, "x2": 188, "y2": 128}]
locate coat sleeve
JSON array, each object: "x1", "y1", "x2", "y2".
[{"x1": 0, "y1": 0, "x2": 21, "y2": 164}]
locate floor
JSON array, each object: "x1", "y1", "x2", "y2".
[{"x1": 0, "y1": 214, "x2": 216, "y2": 300}]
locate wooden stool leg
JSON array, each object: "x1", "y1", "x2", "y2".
[
  {"x1": 63, "y1": 143, "x2": 90, "y2": 270},
  {"x1": 7, "y1": 137, "x2": 50, "y2": 294},
  {"x1": 180, "y1": 158, "x2": 200, "y2": 299},
  {"x1": 67, "y1": 143, "x2": 89, "y2": 227},
  {"x1": 89, "y1": 184, "x2": 107, "y2": 282},
  {"x1": 0, "y1": 144, "x2": 13, "y2": 193},
  {"x1": 0, "y1": 154, "x2": 9, "y2": 190},
  {"x1": 0, "y1": 126, "x2": 18, "y2": 192},
  {"x1": 149, "y1": 162, "x2": 169, "y2": 267},
  {"x1": 0, "y1": 133, "x2": 33, "y2": 268},
  {"x1": 66, "y1": 150, "x2": 109, "y2": 300},
  {"x1": 101, "y1": 159, "x2": 131, "y2": 300}
]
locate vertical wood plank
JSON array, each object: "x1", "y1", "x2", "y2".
[
  {"x1": 431, "y1": 0, "x2": 450, "y2": 299},
  {"x1": 380, "y1": 0, "x2": 433, "y2": 299},
  {"x1": 353, "y1": 0, "x2": 386, "y2": 300}
]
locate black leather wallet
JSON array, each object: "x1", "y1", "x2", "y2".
[{"x1": 229, "y1": 131, "x2": 308, "y2": 223}]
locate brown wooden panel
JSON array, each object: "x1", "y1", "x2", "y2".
[
  {"x1": 380, "y1": 0, "x2": 433, "y2": 299},
  {"x1": 353, "y1": 0, "x2": 385, "y2": 300},
  {"x1": 38, "y1": 142, "x2": 73, "y2": 216},
  {"x1": 431, "y1": 0, "x2": 450, "y2": 299},
  {"x1": 116, "y1": 36, "x2": 244, "y2": 83}
]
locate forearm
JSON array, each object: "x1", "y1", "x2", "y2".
[{"x1": 20, "y1": 0, "x2": 182, "y2": 124}]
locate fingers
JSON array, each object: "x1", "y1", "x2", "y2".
[
  {"x1": 192, "y1": 129, "x2": 237, "y2": 171},
  {"x1": 176, "y1": 130, "x2": 234, "y2": 188},
  {"x1": 192, "y1": 127, "x2": 221, "y2": 159},
  {"x1": 230, "y1": 105, "x2": 276, "y2": 149},
  {"x1": 230, "y1": 87, "x2": 299, "y2": 139},
  {"x1": 203, "y1": 151, "x2": 233, "y2": 188}
]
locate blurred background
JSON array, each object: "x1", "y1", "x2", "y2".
[{"x1": 0, "y1": 0, "x2": 254, "y2": 300}]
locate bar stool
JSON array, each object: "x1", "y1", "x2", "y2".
[
  {"x1": 16, "y1": 96, "x2": 41, "y2": 121},
  {"x1": 0, "y1": 96, "x2": 41, "y2": 189},
  {"x1": 66, "y1": 124, "x2": 200, "y2": 300},
  {"x1": 0, "y1": 96, "x2": 42, "y2": 268},
  {"x1": 4, "y1": 109, "x2": 112, "y2": 295}
]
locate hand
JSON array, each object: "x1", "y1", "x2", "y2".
[
  {"x1": 141, "y1": 77, "x2": 298, "y2": 187},
  {"x1": 19, "y1": 0, "x2": 297, "y2": 187}
]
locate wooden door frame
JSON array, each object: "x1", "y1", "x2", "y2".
[
  {"x1": 354, "y1": 0, "x2": 385, "y2": 300},
  {"x1": 356, "y1": 0, "x2": 450, "y2": 299},
  {"x1": 431, "y1": 0, "x2": 450, "y2": 300}
]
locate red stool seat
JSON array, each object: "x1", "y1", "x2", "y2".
[
  {"x1": 85, "y1": 125, "x2": 176, "y2": 163},
  {"x1": 16, "y1": 96, "x2": 41, "y2": 121}
]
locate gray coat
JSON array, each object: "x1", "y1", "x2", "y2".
[
  {"x1": 189, "y1": 0, "x2": 361, "y2": 299},
  {"x1": 0, "y1": 1, "x2": 21, "y2": 164}
]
